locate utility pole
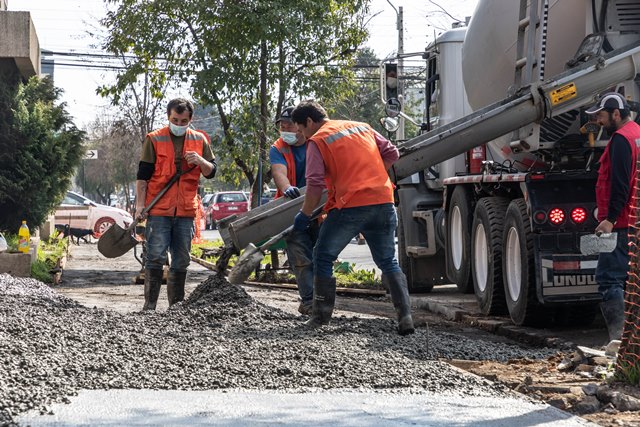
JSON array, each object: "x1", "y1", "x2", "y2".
[{"x1": 397, "y1": 6, "x2": 405, "y2": 141}]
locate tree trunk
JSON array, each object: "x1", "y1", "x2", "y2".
[{"x1": 251, "y1": 39, "x2": 270, "y2": 209}]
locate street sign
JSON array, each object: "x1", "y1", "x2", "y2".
[{"x1": 84, "y1": 150, "x2": 98, "y2": 160}]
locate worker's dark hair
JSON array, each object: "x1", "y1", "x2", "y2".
[
  {"x1": 167, "y1": 98, "x2": 194, "y2": 118},
  {"x1": 605, "y1": 107, "x2": 630, "y2": 120},
  {"x1": 291, "y1": 100, "x2": 328, "y2": 124}
]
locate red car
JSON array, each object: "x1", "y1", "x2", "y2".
[{"x1": 205, "y1": 191, "x2": 249, "y2": 229}]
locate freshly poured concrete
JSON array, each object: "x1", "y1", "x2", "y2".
[{"x1": 19, "y1": 389, "x2": 595, "y2": 426}]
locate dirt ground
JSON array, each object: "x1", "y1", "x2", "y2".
[{"x1": 55, "y1": 242, "x2": 640, "y2": 427}]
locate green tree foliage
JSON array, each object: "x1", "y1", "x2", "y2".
[
  {"x1": 100, "y1": 0, "x2": 370, "y2": 205},
  {"x1": 328, "y1": 47, "x2": 385, "y2": 132},
  {"x1": 0, "y1": 72, "x2": 84, "y2": 232},
  {"x1": 80, "y1": 116, "x2": 141, "y2": 208}
]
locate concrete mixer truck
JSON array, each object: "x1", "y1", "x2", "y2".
[{"x1": 388, "y1": 0, "x2": 640, "y2": 326}]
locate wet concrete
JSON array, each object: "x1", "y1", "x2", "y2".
[{"x1": 17, "y1": 389, "x2": 596, "y2": 426}]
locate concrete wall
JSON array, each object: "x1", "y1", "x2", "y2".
[{"x1": 0, "y1": 11, "x2": 40, "y2": 78}]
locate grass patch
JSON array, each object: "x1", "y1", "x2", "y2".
[
  {"x1": 31, "y1": 231, "x2": 68, "y2": 283},
  {"x1": 616, "y1": 359, "x2": 640, "y2": 385}
]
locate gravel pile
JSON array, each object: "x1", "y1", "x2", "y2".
[{"x1": 0, "y1": 273, "x2": 554, "y2": 425}]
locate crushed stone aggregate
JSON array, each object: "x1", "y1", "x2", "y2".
[{"x1": 0, "y1": 273, "x2": 556, "y2": 425}]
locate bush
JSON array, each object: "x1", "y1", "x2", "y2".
[{"x1": 0, "y1": 71, "x2": 85, "y2": 232}]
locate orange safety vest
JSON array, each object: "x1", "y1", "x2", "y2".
[
  {"x1": 596, "y1": 120, "x2": 640, "y2": 229},
  {"x1": 311, "y1": 120, "x2": 394, "y2": 210},
  {"x1": 272, "y1": 137, "x2": 297, "y2": 199},
  {"x1": 145, "y1": 127, "x2": 205, "y2": 217}
]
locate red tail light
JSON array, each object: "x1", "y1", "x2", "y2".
[
  {"x1": 571, "y1": 207, "x2": 587, "y2": 224},
  {"x1": 548, "y1": 208, "x2": 565, "y2": 225}
]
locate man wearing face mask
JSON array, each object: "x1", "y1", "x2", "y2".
[
  {"x1": 135, "y1": 98, "x2": 217, "y2": 311},
  {"x1": 586, "y1": 92, "x2": 640, "y2": 345},
  {"x1": 269, "y1": 106, "x2": 317, "y2": 315}
]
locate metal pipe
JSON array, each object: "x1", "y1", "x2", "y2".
[{"x1": 391, "y1": 42, "x2": 640, "y2": 181}]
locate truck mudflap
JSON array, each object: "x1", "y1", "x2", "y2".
[{"x1": 536, "y1": 252, "x2": 602, "y2": 304}]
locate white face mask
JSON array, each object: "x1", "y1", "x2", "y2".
[
  {"x1": 281, "y1": 131, "x2": 298, "y2": 145},
  {"x1": 170, "y1": 122, "x2": 189, "y2": 137}
]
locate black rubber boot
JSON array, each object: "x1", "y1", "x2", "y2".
[
  {"x1": 305, "y1": 276, "x2": 336, "y2": 328},
  {"x1": 382, "y1": 271, "x2": 415, "y2": 336},
  {"x1": 143, "y1": 268, "x2": 163, "y2": 311},
  {"x1": 600, "y1": 296, "x2": 624, "y2": 342},
  {"x1": 167, "y1": 271, "x2": 187, "y2": 307}
]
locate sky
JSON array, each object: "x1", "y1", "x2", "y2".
[{"x1": 7, "y1": 0, "x2": 479, "y2": 129}]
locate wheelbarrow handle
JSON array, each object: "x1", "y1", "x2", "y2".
[{"x1": 255, "y1": 205, "x2": 326, "y2": 252}]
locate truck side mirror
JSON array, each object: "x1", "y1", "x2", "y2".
[{"x1": 380, "y1": 117, "x2": 399, "y2": 133}]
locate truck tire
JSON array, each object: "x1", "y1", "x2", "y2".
[
  {"x1": 471, "y1": 197, "x2": 509, "y2": 315},
  {"x1": 502, "y1": 198, "x2": 546, "y2": 326},
  {"x1": 447, "y1": 186, "x2": 473, "y2": 293},
  {"x1": 397, "y1": 208, "x2": 435, "y2": 293}
]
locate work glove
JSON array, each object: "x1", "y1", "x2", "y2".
[
  {"x1": 284, "y1": 186, "x2": 301, "y2": 199},
  {"x1": 293, "y1": 210, "x2": 312, "y2": 231}
]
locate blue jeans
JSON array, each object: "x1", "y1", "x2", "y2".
[
  {"x1": 285, "y1": 222, "x2": 319, "y2": 305},
  {"x1": 145, "y1": 216, "x2": 194, "y2": 273},
  {"x1": 596, "y1": 228, "x2": 629, "y2": 302},
  {"x1": 313, "y1": 203, "x2": 400, "y2": 278}
]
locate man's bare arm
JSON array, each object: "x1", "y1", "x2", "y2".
[
  {"x1": 135, "y1": 180, "x2": 148, "y2": 220},
  {"x1": 272, "y1": 164, "x2": 291, "y2": 193}
]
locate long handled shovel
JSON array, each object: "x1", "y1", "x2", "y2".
[
  {"x1": 227, "y1": 206, "x2": 324, "y2": 284},
  {"x1": 98, "y1": 167, "x2": 195, "y2": 258}
]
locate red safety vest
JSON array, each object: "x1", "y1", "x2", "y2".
[
  {"x1": 145, "y1": 127, "x2": 205, "y2": 217},
  {"x1": 272, "y1": 138, "x2": 297, "y2": 199},
  {"x1": 596, "y1": 120, "x2": 640, "y2": 228},
  {"x1": 311, "y1": 120, "x2": 394, "y2": 210}
]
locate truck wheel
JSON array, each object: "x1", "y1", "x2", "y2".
[
  {"x1": 502, "y1": 199, "x2": 545, "y2": 326},
  {"x1": 447, "y1": 186, "x2": 473, "y2": 293},
  {"x1": 471, "y1": 197, "x2": 509, "y2": 315}
]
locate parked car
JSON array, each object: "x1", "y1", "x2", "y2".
[
  {"x1": 261, "y1": 188, "x2": 277, "y2": 205},
  {"x1": 205, "y1": 191, "x2": 249, "y2": 229},
  {"x1": 54, "y1": 191, "x2": 133, "y2": 238},
  {"x1": 202, "y1": 193, "x2": 215, "y2": 208}
]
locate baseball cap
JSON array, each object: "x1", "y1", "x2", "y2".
[
  {"x1": 585, "y1": 92, "x2": 629, "y2": 114},
  {"x1": 275, "y1": 106, "x2": 294, "y2": 124}
]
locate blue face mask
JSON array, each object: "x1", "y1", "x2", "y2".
[
  {"x1": 281, "y1": 131, "x2": 297, "y2": 145},
  {"x1": 170, "y1": 122, "x2": 189, "y2": 137}
]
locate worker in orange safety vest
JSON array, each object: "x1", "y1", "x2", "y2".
[
  {"x1": 291, "y1": 100, "x2": 414, "y2": 336},
  {"x1": 135, "y1": 98, "x2": 217, "y2": 311}
]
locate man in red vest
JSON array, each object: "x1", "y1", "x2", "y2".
[
  {"x1": 135, "y1": 98, "x2": 217, "y2": 311},
  {"x1": 586, "y1": 92, "x2": 640, "y2": 343},
  {"x1": 269, "y1": 107, "x2": 316, "y2": 315},
  {"x1": 290, "y1": 100, "x2": 414, "y2": 335}
]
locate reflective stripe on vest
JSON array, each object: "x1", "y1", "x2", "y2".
[
  {"x1": 596, "y1": 120, "x2": 640, "y2": 228},
  {"x1": 145, "y1": 127, "x2": 204, "y2": 217},
  {"x1": 272, "y1": 137, "x2": 297, "y2": 199},
  {"x1": 311, "y1": 120, "x2": 394, "y2": 210}
]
